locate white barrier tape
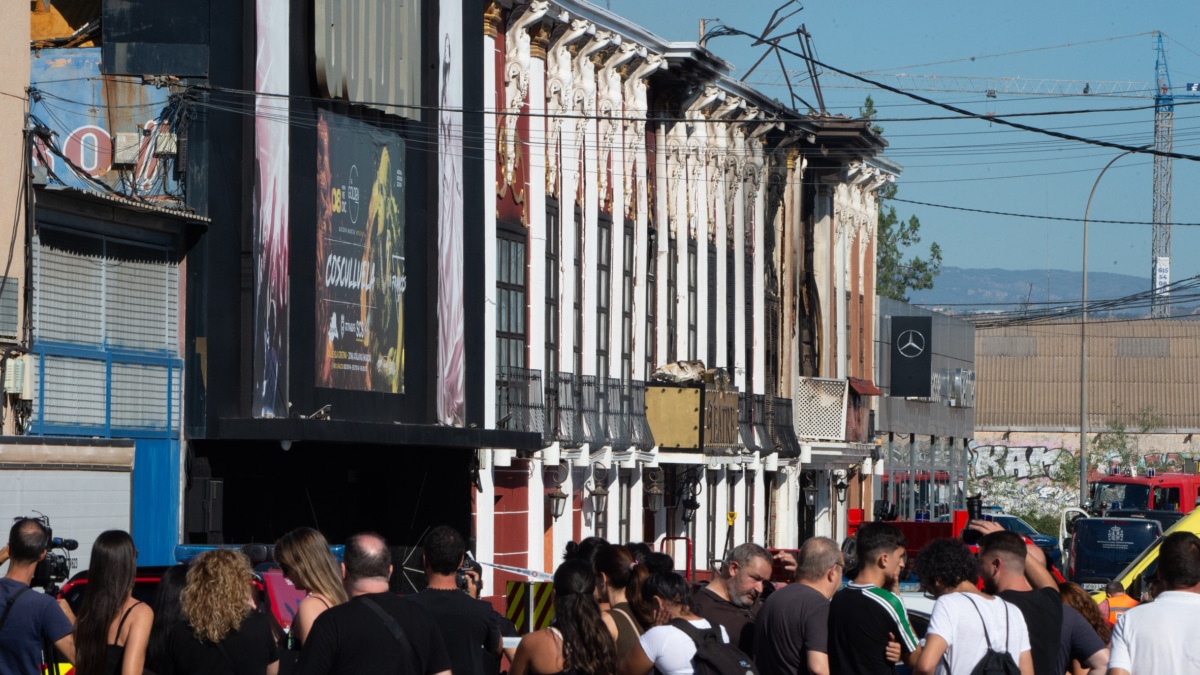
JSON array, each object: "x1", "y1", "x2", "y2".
[{"x1": 478, "y1": 560, "x2": 555, "y2": 582}]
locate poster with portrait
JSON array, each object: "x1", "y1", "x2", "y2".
[{"x1": 315, "y1": 111, "x2": 406, "y2": 393}]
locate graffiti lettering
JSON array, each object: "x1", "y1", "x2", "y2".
[{"x1": 969, "y1": 445, "x2": 1068, "y2": 480}]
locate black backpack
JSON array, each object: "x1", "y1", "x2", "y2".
[
  {"x1": 668, "y1": 619, "x2": 758, "y2": 675},
  {"x1": 962, "y1": 597, "x2": 1021, "y2": 675}
]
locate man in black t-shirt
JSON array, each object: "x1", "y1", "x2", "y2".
[
  {"x1": 406, "y1": 526, "x2": 501, "y2": 675},
  {"x1": 297, "y1": 533, "x2": 452, "y2": 675},
  {"x1": 974, "y1": 523, "x2": 1062, "y2": 675},
  {"x1": 827, "y1": 523, "x2": 916, "y2": 675},
  {"x1": 755, "y1": 536, "x2": 843, "y2": 675}
]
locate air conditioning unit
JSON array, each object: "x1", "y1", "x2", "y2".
[{"x1": 3, "y1": 356, "x2": 27, "y2": 399}]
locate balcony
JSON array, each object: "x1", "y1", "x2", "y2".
[
  {"x1": 771, "y1": 397, "x2": 802, "y2": 459},
  {"x1": 495, "y1": 366, "x2": 548, "y2": 445},
  {"x1": 547, "y1": 373, "x2": 655, "y2": 450}
]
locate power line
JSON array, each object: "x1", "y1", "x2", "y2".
[
  {"x1": 887, "y1": 197, "x2": 1200, "y2": 227},
  {"x1": 713, "y1": 24, "x2": 1200, "y2": 162}
]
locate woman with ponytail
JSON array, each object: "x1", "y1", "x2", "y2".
[
  {"x1": 510, "y1": 559, "x2": 619, "y2": 675},
  {"x1": 594, "y1": 546, "x2": 647, "y2": 660},
  {"x1": 74, "y1": 530, "x2": 154, "y2": 675}
]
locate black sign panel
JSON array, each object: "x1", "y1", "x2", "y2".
[{"x1": 890, "y1": 316, "x2": 932, "y2": 397}]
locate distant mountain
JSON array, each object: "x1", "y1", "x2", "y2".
[{"x1": 906, "y1": 266, "x2": 1200, "y2": 316}]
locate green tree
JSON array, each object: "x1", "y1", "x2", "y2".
[{"x1": 861, "y1": 96, "x2": 943, "y2": 302}]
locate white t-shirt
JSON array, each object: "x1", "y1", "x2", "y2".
[
  {"x1": 925, "y1": 593, "x2": 1030, "y2": 675},
  {"x1": 639, "y1": 619, "x2": 730, "y2": 675},
  {"x1": 1108, "y1": 590, "x2": 1200, "y2": 674}
]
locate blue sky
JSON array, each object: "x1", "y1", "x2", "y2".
[{"x1": 607, "y1": 0, "x2": 1200, "y2": 296}]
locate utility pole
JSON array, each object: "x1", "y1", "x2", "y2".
[{"x1": 1151, "y1": 32, "x2": 1173, "y2": 318}]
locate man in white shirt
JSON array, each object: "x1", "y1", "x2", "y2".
[
  {"x1": 1107, "y1": 531, "x2": 1200, "y2": 675},
  {"x1": 912, "y1": 538, "x2": 1033, "y2": 675}
]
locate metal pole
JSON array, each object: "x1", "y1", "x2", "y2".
[{"x1": 1081, "y1": 146, "x2": 1146, "y2": 508}]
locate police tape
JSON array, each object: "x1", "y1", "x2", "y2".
[{"x1": 477, "y1": 560, "x2": 555, "y2": 582}]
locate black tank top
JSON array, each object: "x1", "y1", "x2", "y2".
[{"x1": 104, "y1": 602, "x2": 142, "y2": 675}]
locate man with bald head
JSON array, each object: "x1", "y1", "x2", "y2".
[
  {"x1": 754, "y1": 536, "x2": 843, "y2": 675},
  {"x1": 298, "y1": 532, "x2": 453, "y2": 675}
]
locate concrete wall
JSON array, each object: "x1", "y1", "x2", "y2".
[{"x1": 1, "y1": 3, "x2": 29, "y2": 436}]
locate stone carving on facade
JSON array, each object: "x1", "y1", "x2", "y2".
[
  {"x1": 545, "y1": 19, "x2": 589, "y2": 198},
  {"x1": 597, "y1": 41, "x2": 637, "y2": 210},
  {"x1": 497, "y1": 0, "x2": 549, "y2": 205},
  {"x1": 622, "y1": 53, "x2": 664, "y2": 220},
  {"x1": 665, "y1": 132, "x2": 685, "y2": 239},
  {"x1": 571, "y1": 30, "x2": 612, "y2": 202},
  {"x1": 708, "y1": 97, "x2": 743, "y2": 241}
]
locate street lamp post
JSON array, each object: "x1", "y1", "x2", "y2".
[{"x1": 1080, "y1": 146, "x2": 1147, "y2": 509}]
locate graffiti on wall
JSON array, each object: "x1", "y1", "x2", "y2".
[{"x1": 969, "y1": 445, "x2": 1069, "y2": 480}]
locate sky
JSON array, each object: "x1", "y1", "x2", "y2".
[{"x1": 604, "y1": 0, "x2": 1200, "y2": 300}]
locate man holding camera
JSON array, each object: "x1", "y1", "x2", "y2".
[
  {"x1": 0, "y1": 518, "x2": 76, "y2": 673},
  {"x1": 407, "y1": 526, "x2": 502, "y2": 675}
]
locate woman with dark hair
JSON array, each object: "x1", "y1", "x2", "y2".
[
  {"x1": 911, "y1": 538, "x2": 1033, "y2": 675},
  {"x1": 595, "y1": 546, "x2": 647, "y2": 660},
  {"x1": 145, "y1": 565, "x2": 188, "y2": 673},
  {"x1": 161, "y1": 549, "x2": 279, "y2": 675},
  {"x1": 74, "y1": 530, "x2": 154, "y2": 675},
  {"x1": 563, "y1": 537, "x2": 609, "y2": 568},
  {"x1": 620, "y1": 572, "x2": 729, "y2": 675},
  {"x1": 510, "y1": 559, "x2": 619, "y2": 675},
  {"x1": 273, "y1": 527, "x2": 347, "y2": 647}
]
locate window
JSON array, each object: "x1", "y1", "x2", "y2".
[
  {"x1": 496, "y1": 229, "x2": 527, "y2": 370},
  {"x1": 744, "y1": 248, "x2": 753, "y2": 393},
  {"x1": 726, "y1": 249, "x2": 735, "y2": 371},
  {"x1": 666, "y1": 235, "x2": 677, "y2": 362},
  {"x1": 622, "y1": 221, "x2": 634, "y2": 382},
  {"x1": 597, "y1": 216, "x2": 611, "y2": 377},
  {"x1": 574, "y1": 206, "x2": 584, "y2": 376},
  {"x1": 545, "y1": 201, "x2": 560, "y2": 378},
  {"x1": 707, "y1": 241, "x2": 717, "y2": 368},
  {"x1": 687, "y1": 238, "x2": 697, "y2": 360},
  {"x1": 646, "y1": 228, "x2": 658, "y2": 377}
]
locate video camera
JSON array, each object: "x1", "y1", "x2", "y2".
[{"x1": 20, "y1": 515, "x2": 77, "y2": 593}]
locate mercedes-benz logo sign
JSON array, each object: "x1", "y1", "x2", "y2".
[{"x1": 897, "y1": 329, "x2": 926, "y2": 358}]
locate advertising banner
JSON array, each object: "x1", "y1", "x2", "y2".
[
  {"x1": 252, "y1": 0, "x2": 290, "y2": 418},
  {"x1": 436, "y1": 0, "x2": 466, "y2": 426},
  {"x1": 315, "y1": 111, "x2": 406, "y2": 393},
  {"x1": 890, "y1": 316, "x2": 933, "y2": 398}
]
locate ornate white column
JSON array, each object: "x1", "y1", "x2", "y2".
[{"x1": 626, "y1": 54, "x2": 664, "y2": 380}]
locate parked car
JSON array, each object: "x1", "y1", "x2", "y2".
[
  {"x1": 1068, "y1": 517, "x2": 1162, "y2": 592},
  {"x1": 940, "y1": 512, "x2": 1062, "y2": 572}
]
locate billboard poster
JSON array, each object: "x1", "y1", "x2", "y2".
[
  {"x1": 890, "y1": 316, "x2": 933, "y2": 398},
  {"x1": 252, "y1": 0, "x2": 290, "y2": 417},
  {"x1": 315, "y1": 111, "x2": 406, "y2": 393},
  {"x1": 436, "y1": 0, "x2": 466, "y2": 425}
]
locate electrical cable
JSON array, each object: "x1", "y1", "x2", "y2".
[{"x1": 711, "y1": 24, "x2": 1200, "y2": 162}]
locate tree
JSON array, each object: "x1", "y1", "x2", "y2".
[{"x1": 861, "y1": 96, "x2": 943, "y2": 302}]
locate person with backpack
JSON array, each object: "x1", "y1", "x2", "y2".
[
  {"x1": 910, "y1": 538, "x2": 1032, "y2": 675},
  {"x1": 620, "y1": 572, "x2": 755, "y2": 675}
]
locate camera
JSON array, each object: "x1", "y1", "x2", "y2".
[
  {"x1": 23, "y1": 515, "x2": 77, "y2": 593},
  {"x1": 456, "y1": 553, "x2": 481, "y2": 596}
]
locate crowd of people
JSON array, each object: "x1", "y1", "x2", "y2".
[{"x1": 1, "y1": 515, "x2": 1199, "y2": 675}]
